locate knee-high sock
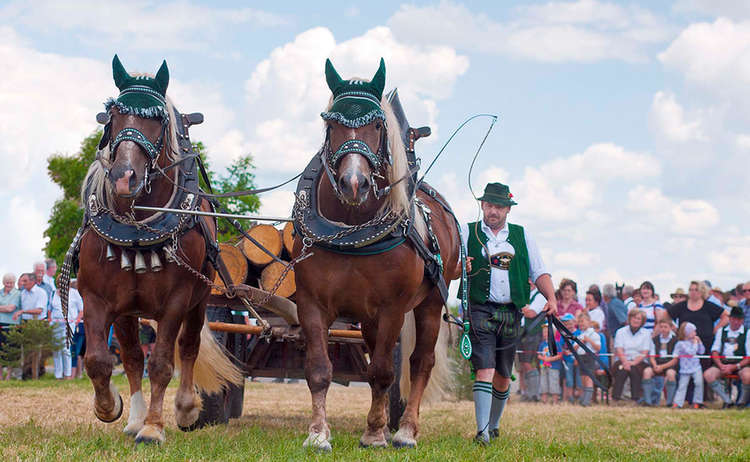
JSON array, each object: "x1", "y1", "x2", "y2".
[
  {"x1": 489, "y1": 386, "x2": 510, "y2": 431},
  {"x1": 665, "y1": 380, "x2": 677, "y2": 406},
  {"x1": 581, "y1": 386, "x2": 594, "y2": 406},
  {"x1": 642, "y1": 379, "x2": 654, "y2": 405},
  {"x1": 473, "y1": 381, "x2": 493, "y2": 434},
  {"x1": 710, "y1": 380, "x2": 731, "y2": 404},
  {"x1": 741, "y1": 384, "x2": 750, "y2": 405}
]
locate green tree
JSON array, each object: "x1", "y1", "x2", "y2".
[
  {"x1": 44, "y1": 133, "x2": 262, "y2": 262},
  {"x1": 0, "y1": 320, "x2": 62, "y2": 380}
]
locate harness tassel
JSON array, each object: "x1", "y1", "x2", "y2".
[
  {"x1": 134, "y1": 251, "x2": 147, "y2": 274},
  {"x1": 150, "y1": 251, "x2": 163, "y2": 272},
  {"x1": 120, "y1": 251, "x2": 133, "y2": 271},
  {"x1": 106, "y1": 244, "x2": 116, "y2": 262}
]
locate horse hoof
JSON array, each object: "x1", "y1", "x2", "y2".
[
  {"x1": 392, "y1": 428, "x2": 417, "y2": 448},
  {"x1": 359, "y1": 440, "x2": 388, "y2": 449},
  {"x1": 135, "y1": 425, "x2": 165, "y2": 445},
  {"x1": 123, "y1": 423, "x2": 143, "y2": 437},
  {"x1": 95, "y1": 392, "x2": 123, "y2": 423},
  {"x1": 303, "y1": 432, "x2": 331, "y2": 452}
]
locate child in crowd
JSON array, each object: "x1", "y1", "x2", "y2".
[
  {"x1": 673, "y1": 322, "x2": 705, "y2": 409},
  {"x1": 537, "y1": 324, "x2": 563, "y2": 404},
  {"x1": 560, "y1": 313, "x2": 581, "y2": 404},
  {"x1": 643, "y1": 318, "x2": 678, "y2": 406},
  {"x1": 575, "y1": 313, "x2": 601, "y2": 406},
  {"x1": 592, "y1": 321, "x2": 610, "y2": 403}
]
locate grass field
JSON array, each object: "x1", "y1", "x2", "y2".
[{"x1": 1, "y1": 374, "x2": 748, "y2": 461}]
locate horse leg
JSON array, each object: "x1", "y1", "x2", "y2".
[
  {"x1": 393, "y1": 292, "x2": 442, "y2": 448},
  {"x1": 360, "y1": 314, "x2": 402, "y2": 448},
  {"x1": 135, "y1": 314, "x2": 182, "y2": 445},
  {"x1": 174, "y1": 304, "x2": 205, "y2": 430},
  {"x1": 300, "y1": 299, "x2": 333, "y2": 452},
  {"x1": 84, "y1": 295, "x2": 123, "y2": 423},
  {"x1": 113, "y1": 316, "x2": 147, "y2": 436}
]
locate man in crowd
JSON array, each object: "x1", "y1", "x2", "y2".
[
  {"x1": 43, "y1": 258, "x2": 57, "y2": 290},
  {"x1": 462, "y1": 182, "x2": 556, "y2": 444},
  {"x1": 603, "y1": 283, "x2": 626, "y2": 340},
  {"x1": 703, "y1": 306, "x2": 750, "y2": 408},
  {"x1": 740, "y1": 281, "x2": 750, "y2": 331},
  {"x1": 15, "y1": 273, "x2": 48, "y2": 321},
  {"x1": 33, "y1": 262, "x2": 54, "y2": 320}
]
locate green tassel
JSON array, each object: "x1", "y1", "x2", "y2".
[{"x1": 460, "y1": 321, "x2": 472, "y2": 360}]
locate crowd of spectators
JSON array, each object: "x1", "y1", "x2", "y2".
[
  {"x1": 517, "y1": 279, "x2": 750, "y2": 409},
  {"x1": 0, "y1": 259, "x2": 86, "y2": 380}
]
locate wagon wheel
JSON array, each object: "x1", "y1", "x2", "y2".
[{"x1": 388, "y1": 338, "x2": 405, "y2": 431}]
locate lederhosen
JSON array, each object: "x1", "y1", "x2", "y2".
[
  {"x1": 653, "y1": 334, "x2": 677, "y2": 374},
  {"x1": 462, "y1": 221, "x2": 531, "y2": 377},
  {"x1": 718, "y1": 327, "x2": 746, "y2": 365}
]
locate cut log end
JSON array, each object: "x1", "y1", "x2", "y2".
[
  {"x1": 282, "y1": 222, "x2": 295, "y2": 256},
  {"x1": 242, "y1": 224, "x2": 283, "y2": 266},
  {"x1": 211, "y1": 243, "x2": 248, "y2": 295},
  {"x1": 260, "y1": 260, "x2": 296, "y2": 299}
]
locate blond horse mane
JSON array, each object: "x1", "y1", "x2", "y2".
[{"x1": 81, "y1": 86, "x2": 180, "y2": 208}]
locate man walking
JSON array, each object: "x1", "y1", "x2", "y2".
[{"x1": 462, "y1": 182, "x2": 556, "y2": 444}]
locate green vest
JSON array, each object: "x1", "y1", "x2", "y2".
[
  {"x1": 721, "y1": 327, "x2": 747, "y2": 364},
  {"x1": 462, "y1": 221, "x2": 530, "y2": 308}
]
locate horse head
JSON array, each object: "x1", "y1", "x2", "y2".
[
  {"x1": 100, "y1": 55, "x2": 172, "y2": 203},
  {"x1": 321, "y1": 58, "x2": 391, "y2": 207}
]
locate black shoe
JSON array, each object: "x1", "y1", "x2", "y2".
[
  {"x1": 722, "y1": 402, "x2": 734, "y2": 409},
  {"x1": 474, "y1": 432, "x2": 489, "y2": 446},
  {"x1": 489, "y1": 429, "x2": 499, "y2": 440}
]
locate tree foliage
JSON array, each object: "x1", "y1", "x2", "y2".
[
  {"x1": 44, "y1": 132, "x2": 261, "y2": 263},
  {"x1": 0, "y1": 320, "x2": 62, "y2": 379}
]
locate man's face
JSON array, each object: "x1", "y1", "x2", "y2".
[
  {"x1": 46, "y1": 264, "x2": 56, "y2": 278},
  {"x1": 729, "y1": 316, "x2": 744, "y2": 331},
  {"x1": 33, "y1": 265, "x2": 44, "y2": 283},
  {"x1": 743, "y1": 284, "x2": 750, "y2": 301},
  {"x1": 481, "y1": 202, "x2": 510, "y2": 230},
  {"x1": 21, "y1": 276, "x2": 34, "y2": 291},
  {"x1": 657, "y1": 322, "x2": 671, "y2": 336}
]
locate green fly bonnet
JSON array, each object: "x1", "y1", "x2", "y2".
[{"x1": 321, "y1": 58, "x2": 386, "y2": 129}]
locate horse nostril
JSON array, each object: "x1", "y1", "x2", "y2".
[
  {"x1": 359, "y1": 174, "x2": 369, "y2": 191},
  {"x1": 338, "y1": 175, "x2": 350, "y2": 194},
  {"x1": 128, "y1": 171, "x2": 136, "y2": 190}
]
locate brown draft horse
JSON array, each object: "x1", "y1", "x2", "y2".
[
  {"x1": 77, "y1": 57, "x2": 241, "y2": 445},
  {"x1": 294, "y1": 60, "x2": 460, "y2": 450}
]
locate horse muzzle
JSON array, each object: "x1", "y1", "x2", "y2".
[
  {"x1": 337, "y1": 170, "x2": 370, "y2": 206},
  {"x1": 110, "y1": 163, "x2": 145, "y2": 198}
]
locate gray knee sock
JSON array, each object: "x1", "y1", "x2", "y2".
[
  {"x1": 489, "y1": 386, "x2": 509, "y2": 431},
  {"x1": 710, "y1": 380, "x2": 731, "y2": 404},
  {"x1": 642, "y1": 379, "x2": 654, "y2": 405},
  {"x1": 473, "y1": 381, "x2": 493, "y2": 434},
  {"x1": 581, "y1": 386, "x2": 593, "y2": 406},
  {"x1": 665, "y1": 381, "x2": 677, "y2": 406},
  {"x1": 741, "y1": 384, "x2": 750, "y2": 405}
]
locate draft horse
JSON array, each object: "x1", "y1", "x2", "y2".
[
  {"x1": 293, "y1": 58, "x2": 461, "y2": 450},
  {"x1": 74, "y1": 56, "x2": 241, "y2": 444}
]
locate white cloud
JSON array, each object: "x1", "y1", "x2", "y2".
[
  {"x1": 257, "y1": 189, "x2": 295, "y2": 218},
  {"x1": 242, "y1": 26, "x2": 469, "y2": 174},
  {"x1": 626, "y1": 185, "x2": 720, "y2": 235},
  {"x1": 708, "y1": 235, "x2": 750, "y2": 275},
  {"x1": 0, "y1": 0, "x2": 286, "y2": 51},
  {"x1": 649, "y1": 91, "x2": 705, "y2": 142},
  {"x1": 0, "y1": 197, "x2": 48, "y2": 279},
  {"x1": 388, "y1": 0, "x2": 674, "y2": 63},
  {"x1": 673, "y1": 0, "x2": 750, "y2": 19},
  {"x1": 553, "y1": 251, "x2": 600, "y2": 266}
]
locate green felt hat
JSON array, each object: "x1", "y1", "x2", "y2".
[
  {"x1": 478, "y1": 182, "x2": 517, "y2": 206},
  {"x1": 104, "y1": 55, "x2": 170, "y2": 119},
  {"x1": 320, "y1": 58, "x2": 386, "y2": 128},
  {"x1": 730, "y1": 305, "x2": 745, "y2": 318}
]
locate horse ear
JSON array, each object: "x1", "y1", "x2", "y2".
[
  {"x1": 155, "y1": 60, "x2": 169, "y2": 94},
  {"x1": 112, "y1": 54, "x2": 130, "y2": 90},
  {"x1": 370, "y1": 58, "x2": 386, "y2": 99},
  {"x1": 325, "y1": 58, "x2": 342, "y2": 92}
]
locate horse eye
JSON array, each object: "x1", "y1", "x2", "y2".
[{"x1": 375, "y1": 122, "x2": 382, "y2": 130}]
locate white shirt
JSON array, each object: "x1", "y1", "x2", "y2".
[
  {"x1": 50, "y1": 288, "x2": 83, "y2": 329},
  {"x1": 588, "y1": 306, "x2": 606, "y2": 331},
  {"x1": 576, "y1": 327, "x2": 601, "y2": 354},
  {"x1": 529, "y1": 288, "x2": 547, "y2": 315},
  {"x1": 624, "y1": 297, "x2": 637, "y2": 313},
  {"x1": 614, "y1": 325, "x2": 651, "y2": 362},
  {"x1": 43, "y1": 274, "x2": 56, "y2": 290},
  {"x1": 655, "y1": 332, "x2": 674, "y2": 357},
  {"x1": 460, "y1": 220, "x2": 547, "y2": 304},
  {"x1": 711, "y1": 325, "x2": 749, "y2": 360},
  {"x1": 21, "y1": 284, "x2": 48, "y2": 320}
]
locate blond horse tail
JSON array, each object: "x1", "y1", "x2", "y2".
[
  {"x1": 399, "y1": 309, "x2": 455, "y2": 405},
  {"x1": 150, "y1": 319, "x2": 244, "y2": 394}
]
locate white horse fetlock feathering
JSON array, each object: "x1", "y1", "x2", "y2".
[{"x1": 123, "y1": 391, "x2": 147, "y2": 436}]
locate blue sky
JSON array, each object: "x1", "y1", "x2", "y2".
[{"x1": 1, "y1": 0, "x2": 749, "y2": 299}]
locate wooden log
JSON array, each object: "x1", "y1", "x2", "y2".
[
  {"x1": 211, "y1": 243, "x2": 248, "y2": 295},
  {"x1": 260, "y1": 261, "x2": 296, "y2": 299},
  {"x1": 241, "y1": 224, "x2": 282, "y2": 266},
  {"x1": 282, "y1": 222, "x2": 295, "y2": 256},
  {"x1": 208, "y1": 321, "x2": 362, "y2": 339}
]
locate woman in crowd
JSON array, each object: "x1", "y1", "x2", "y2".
[
  {"x1": 672, "y1": 322, "x2": 706, "y2": 409},
  {"x1": 612, "y1": 310, "x2": 651, "y2": 402},
  {"x1": 584, "y1": 289, "x2": 606, "y2": 333},
  {"x1": 667, "y1": 280, "x2": 728, "y2": 372},
  {"x1": 0, "y1": 273, "x2": 22, "y2": 380},
  {"x1": 642, "y1": 317, "x2": 678, "y2": 406},
  {"x1": 557, "y1": 279, "x2": 583, "y2": 318},
  {"x1": 638, "y1": 281, "x2": 664, "y2": 333}
]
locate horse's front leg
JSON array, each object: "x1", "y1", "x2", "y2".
[
  {"x1": 393, "y1": 291, "x2": 443, "y2": 448},
  {"x1": 360, "y1": 312, "x2": 403, "y2": 448},
  {"x1": 135, "y1": 309, "x2": 182, "y2": 445},
  {"x1": 83, "y1": 294, "x2": 123, "y2": 423},
  {"x1": 174, "y1": 303, "x2": 205, "y2": 430},
  {"x1": 299, "y1": 293, "x2": 334, "y2": 452},
  {"x1": 113, "y1": 315, "x2": 147, "y2": 436}
]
